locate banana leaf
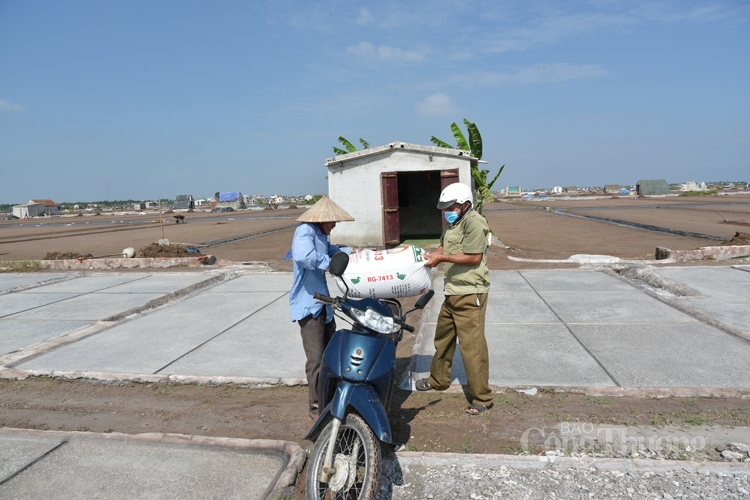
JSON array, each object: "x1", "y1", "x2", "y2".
[
  {"x1": 359, "y1": 138, "x2": 370, "y2": 149},
  {"x1": 464, "y1": 119, "x2": 483, "y2": 160},
  {"x1": 430, "y1": 136, "x2": 454, "y2": 149},
  {"x1": 486, "y1": 165, "x2": 505, "y2": 190},
  {"x1": 450, "y1": 122, "x2": 470, "y2": 151},
  {"x1": 338, "y1": 137, "x2": 358, "y2": 153},
  {"x1": 333, "y1": 147, "x2": 349, "y2": 156}
]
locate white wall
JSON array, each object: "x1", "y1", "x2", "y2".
[
  {"x1": 327, "y1": 150, "x2": 472, "y2": 247},
  {"x1": 13, "y1": 204, "x2": 44, "y2": 218}
]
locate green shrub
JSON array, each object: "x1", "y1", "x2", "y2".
[
  {"x1": 0, "y1": 260, "x2": 45, "y2": 273},
  {"x1": 679, "y1": 190, "x2": 717, "y2": 196}
]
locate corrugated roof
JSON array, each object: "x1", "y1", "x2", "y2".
[{"x1": 325, "y1": 141, "x2": 476, "y2": 166}]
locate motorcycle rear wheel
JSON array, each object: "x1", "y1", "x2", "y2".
[{"x1": 306, "y1": 413, "x2": 381, "y2": 500}]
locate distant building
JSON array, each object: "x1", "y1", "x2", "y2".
[
  {"x1": 551, "y1": 186, "x2": 563, "y2": 194},
  {"x1": 29, "y1": 199, "x2": 60, "y2": 215},
  {"x1": 174, "y1": 194, "x2": 194, "y2": 211},
  {"x1": 680, "y1": 181, "x2": 706, "y2": 191},
  {"x1": 636, "y1": 179, "x2": 669, "y2": 196},
  {"x1": 604, "y1": 184, "x2": 621, "y2": 194},
  {"x1": 214, "y1": 191, "x2": 246, "y2": 210},
  {"x1": 564, "y1": 186, "x2": 578, "y2": 193},
  {"x1": 133, "y1": 202, "x2": 146, "y2": 210},
  {"x1": 506, "y1": 186, "x2": 521, "y2": 195},
  {"x1": 12, "y1": 202, "x2": 45, "y2": 218}
]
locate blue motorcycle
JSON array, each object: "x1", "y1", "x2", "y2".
[{"x1": 304, "y1": 252, "x2": 434, "y2": 500}]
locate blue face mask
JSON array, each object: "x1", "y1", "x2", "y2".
[{"x1": 444, "y1": 210, "x2": 460, "y2": 224}]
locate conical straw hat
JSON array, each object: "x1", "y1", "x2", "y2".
[{"x1": 297, "y1": 196, "x2": 354, "y2": 223}]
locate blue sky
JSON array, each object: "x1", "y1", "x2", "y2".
[{"x1": 1, "y1": 1, "x2": 748, "y2": 203}]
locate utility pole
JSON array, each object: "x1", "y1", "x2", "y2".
[
  {"x1": 159, "y1": 197, "x2": 165, "y2": 241},
  {"x1": 105, "y1": 178, "x2": 109, "y2": 202}
]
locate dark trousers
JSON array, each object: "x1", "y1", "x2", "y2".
[{"x1": 299, "y1": 313, "x2": 336, "y2": 410}]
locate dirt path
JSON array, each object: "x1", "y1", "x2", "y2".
[{"x1": 2, "y1": 377, "x2": 749, "y2": 457}]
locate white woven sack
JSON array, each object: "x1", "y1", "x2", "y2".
[{"x1": 335, "y1": 245, "x2": 432, "y2": 299}]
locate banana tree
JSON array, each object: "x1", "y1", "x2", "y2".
[
  {"x1": 430, "y1": 119, "x2": 503, "y2": 214},
  {"x1": 471, "y1": 164, "x2": 505, "y2": 214},
  {"x1": 333, "y1": 137, "x2": 370, "y2": 156}
]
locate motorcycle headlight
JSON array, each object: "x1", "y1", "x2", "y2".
[{"x1": 350, "y1": 307, "x2": 400, "y2": 335}]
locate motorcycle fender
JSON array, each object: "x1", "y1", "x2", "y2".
[
  {"x1": 303, "y1": 402, "x2": 334, "y2": 441},
  {"x1": 335, "y1": 381, "x2": 392, "y2": 443},
  {"x1": 303, "y1": 383, "x2": 392, "y2": 443}
]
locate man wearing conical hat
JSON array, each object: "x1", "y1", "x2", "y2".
[{"x1": 289, "y1": 196, "x2": 354, "y2": 420}]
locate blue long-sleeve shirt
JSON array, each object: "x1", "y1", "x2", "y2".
[{"x1": 289, "y1": 223, "x2": 344, "y2": 323}]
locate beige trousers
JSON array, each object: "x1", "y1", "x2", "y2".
[{"x1": 428, "y1": 293, "x2": 493, "y2": 406}]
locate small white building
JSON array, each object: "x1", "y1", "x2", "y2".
[
  {"x1": 13, "y1": 202, "x2": 45, "y2": 218},
  {"x1": 326, "y1": 141, "x2": 476, "y2": 248},
  {"x1": 30, "y1": 199, "x2": 60, "y2": 215}
]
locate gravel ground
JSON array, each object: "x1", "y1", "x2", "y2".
[{"x1": 377, "y1": 453, "x2": 750, "y2": 500}]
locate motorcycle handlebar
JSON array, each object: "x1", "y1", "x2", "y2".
[
  {"x1": 402, "y1": 324, "x2": 414, "y2": 333},
  {"x1": 313, "y1": 292, "x2": 335, "y2": 304}
]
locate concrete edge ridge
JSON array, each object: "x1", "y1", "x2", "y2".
[
  {"x1": 0, "y1": 427, "x2": 305, "y2": 500},
  {"x1": 601, "y1": 265, "x2": 702, "y2": 297},
  {"x1": 102, "y1": 270, "x2": 238, "y2": 322},
  {"x1": 0, "y1": 272, "x2": 82, "y2": 296},
  {"x1": 0, "y1": 271, "x2": 241, "y2": 369},
  {"x1": 398, "y1": 380, "x2": 750, "y2": 398},
  {"x1": 0, "y1": 322, "x2": 116, "y2": 368},
  {"x1": 0, "y1": 368, "x2": 308, "y2": 388},
  {"x1": 5, "y1": 368, "x2": 744, "y2": 398},
  {"x1": 391, "y1": 450, "x2": 750, "y2": 473},
  {"x1": 399, "y1": 271, "x2": 444, "y2": 391}
]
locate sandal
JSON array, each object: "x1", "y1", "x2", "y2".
[
  {"x1": 466, "y1": 403, "x2": 494, "y2": 416},
  {"x1": 415, "y1": 378, "x2": 434, "y2": 391}
]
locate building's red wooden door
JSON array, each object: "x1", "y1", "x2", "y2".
[
  {"x1": 381, "y1": 172, "x2": 400, "y2": 246},
  {"x1": 440, "y1": 168, "x2": 459, "y2": 190},
  {"x1": 440, "y1": 169, "x2": 459, "y2": 229}
]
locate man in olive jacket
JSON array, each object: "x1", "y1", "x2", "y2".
[{"x1": 418, "y1": 183, "x2": 493, "y2": 416}]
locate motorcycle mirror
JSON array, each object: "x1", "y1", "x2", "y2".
[
  {"x1": 329, "y1": 252, "x2": 349, "y2": 277},
  {"x1": 414, "y1": 290, "x2": 434, "y2": 310}
]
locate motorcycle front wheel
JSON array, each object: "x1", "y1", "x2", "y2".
[{"x1": 306, "y1": 413, "x2": 381, "y2": 500}]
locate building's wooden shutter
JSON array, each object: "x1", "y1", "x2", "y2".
[
  {"x1": 381, "y1": 172, "x2": 400, "y2": 246},
  {"x1": 440, "y1": 169, "x2": 460, "y2": 229}
]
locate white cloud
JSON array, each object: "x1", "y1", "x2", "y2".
[
  {"x1": 417, "y1": 93, "x2": 459, "y2": 117},
  {"x1": 0, "y1": 100, "x2": 25, "y2": 112},
  {"x1": 346, "y1": 41, "x2": 429, "y2": 64},
  {"x1": 482, "y1": 11, "x2": 637, "y2": 54},
  {"x1": 475, "y1": 2, "x2": 749, "y2": 56},
  {"x1": 450, "y1": 63, "x2": 608, "y2": 86},
  {"x1": 687, "y1": 2, "x2": 750, "y2": 23},
  {"x1": 356, "y1": 7, "x2": 373, "y2": 25}
]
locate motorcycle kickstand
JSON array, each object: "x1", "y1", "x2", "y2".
[{"x1": 319, "y1": 417, "x2": 342, "y2": 483}]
